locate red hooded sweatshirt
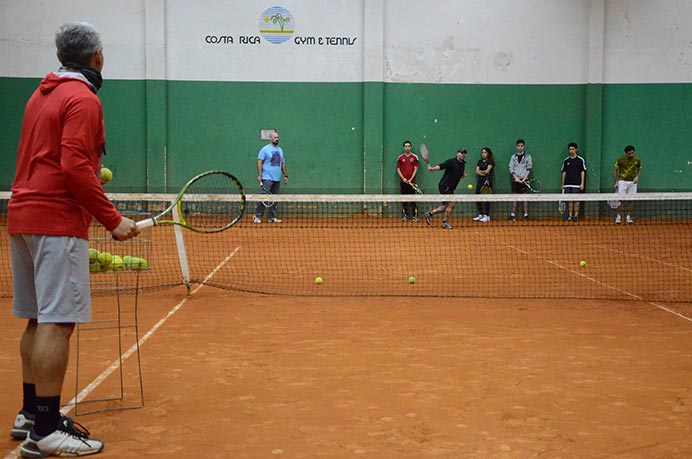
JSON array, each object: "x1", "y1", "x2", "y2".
[{"x1": 8, "y1": 71, "x2": 122, "y2": 239}]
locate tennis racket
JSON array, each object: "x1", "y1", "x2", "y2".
[
  {"x1": 408, "y1": 182, "x2": 423, "y2": 195},
  {"x1": 135, "y1": 171, "x2": 245, "y2": 233},
  {"x1": 479, "y1": 179, "x2": 491, "y2": 194},
  {"x1": 419, "y1": 143, "x2": 430, "y2": 166},
  {"x1": 259, "y1": 183, "x2": 276, "y2": 207},
  {"x1": 523, "y1": 178, "x2": 543, "y2": 193},
  {"x1": 558, "y1": 189, "x2": 566, "y2": 216},
  {"x1": 607, "y1": 186, "x2": 620, "y2": 209}
]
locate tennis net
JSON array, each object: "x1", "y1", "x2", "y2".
[{"x1": 1, "y1": 191, "x2": 691, "y2": 302}]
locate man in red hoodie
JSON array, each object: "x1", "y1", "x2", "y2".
[{"x1": 8, "y1": 22, "x2": 138, "y2": 457}]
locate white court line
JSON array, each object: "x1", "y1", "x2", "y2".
[
  {"x1": 477, "y1": 230, "x2": 692, "y2": 324},
  {"x1": 593, "y1": 243, "x2": 692, "y2": 274},
  {"x1": 3, "y1": 246, "x2": 241, "y2": 459}
]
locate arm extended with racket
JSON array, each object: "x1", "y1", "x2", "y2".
[
  {"x1": 419, "y1": 143, "x2": 431, "y2": 166},
  {"x1": 135, "y1": 170, "x2": 246, "y2": 233}
]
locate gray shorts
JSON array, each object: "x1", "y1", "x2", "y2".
[{"x1": 11, "y1": 234, "x2": 92, "y2": 323}]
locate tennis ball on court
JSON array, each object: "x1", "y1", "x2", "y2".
[
  {"x1": 408, "y1": 276, "x2": 416, "y2": 284},
  {"x1": 467, "y1": 184, "x2": 473, "y2": 190},
  {"x1": 111, "y1": 255, "x2": 123, "y2": 271},
  {"x1": 89, "y1": 261, "x2": 102, "y2": 273},
  {"x1": 88, "y1": 248, "x2": 99, "y2": 263},
  {"x1": 97, "y1": 252, "x2": 112, "y2": 267},
  {"x1": 580, "y1": 260, "x2": 587, "y2": 268},
  {"x1": 100, "y1": 167, "x2": 113, "y2": 185},
  {"x1": 315, "y1": 276, "x2": 323, "y2": 285}
]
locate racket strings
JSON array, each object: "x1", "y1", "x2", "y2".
[{"x1": 180, "y1": 173, "x2": 244, "y2": 232}]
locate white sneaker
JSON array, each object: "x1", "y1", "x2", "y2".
[
  {"x1": 252, "y1": 216, "x2": 261, "y2": 224},
  {"x1": 615, "y1": 214, "x2": 621, "y2": 225},
  {"x1": 481, "y1": 215, "x2": 490, "y2": 222},
  {"x1": 473, "y1": 214, "x2": 483, "y2": 222},
  {"x1": 21, "y1": 427, "x2": 104, "y2": 457},
  {"x1": 268, "y1": 218, "x2": 282, "y2": 223},
  {"x1": 626, "y1": 215, "x2": 634, "y2": 225}
]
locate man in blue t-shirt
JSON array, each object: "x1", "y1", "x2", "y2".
[{"x1": 253, "y1": 131, "x2": 288, "y2": 223}]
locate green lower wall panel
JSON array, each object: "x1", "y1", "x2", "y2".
[{"x1": 1, "y1": 77, "x2": 690, "y2": 193}]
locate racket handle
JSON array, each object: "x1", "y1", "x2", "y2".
[{"x1": 135, "y1": 219, "x2": 156, "y2": 231}]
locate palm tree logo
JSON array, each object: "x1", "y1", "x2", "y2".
[
  {"x1": 270, "y1": 12, "x2": 291, "y2": 31},
  {"x1": 259, "y1": 6, "x2": 295, "y2": 44}
]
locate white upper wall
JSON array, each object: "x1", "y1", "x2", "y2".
[
  {"x1": 384, "y1": 0, "x2": 591, "y2": 84},
  {"x1": 0, "y1": 0, "x2": 690, "y2": 84},
  {"x1": 604, "y1": 0, "x2": 692, "y2": 83},
  {"x1": 0, "y1": 0, "x2": 146, "y2": 80}
]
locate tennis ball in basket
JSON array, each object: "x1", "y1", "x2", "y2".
[
  {"x1": 100, "y1": 167, "x2": 113, "y2": 185},
  {"x1": 88, "y1": 248, "x2": 99, "y2": 263},
  {"x1": 315, "y1": 276, "x2": 323, "y2": 285},
  {"x1": 122, "y1": 255, "x2": 132, "y2": 270},
  {"x1": 408, "y1": 276, "x2": 416, "y2": 284},
  {"x1": 130, "y1": 257, "x2": 145, "y2": 270},
  {"x1": 580, "y1": 260, "x2": 587, "y2": 268},
  {"x1": 89, "y1": 261, "x2": 102, "y2": 273},
  {"x1": 97, "y1": 252, "x2": 112, "y2": 267},
  {"x1": 137, "y1": 258, "x2": 149, "y2": 270},
  {"x1": 467, "y1": 184, "x2": 473, "y2": 190},
  {"x1": 111, "y1": 255, "x2": 123, "y2": 271}
]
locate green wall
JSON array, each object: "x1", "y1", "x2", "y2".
[
  {"x1": 601, "y1": 84, "x2": 692, "y2": 192},
  {"x1": 1, "y1": 77, "x2": 690, "y2": 193}
]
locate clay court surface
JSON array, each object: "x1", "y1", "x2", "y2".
[{"x1": 3, "y1": 289, "x2": 692, "y2": 458}]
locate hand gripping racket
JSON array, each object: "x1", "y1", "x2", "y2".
[
  {"x1": 419, "y1": 143, "x2": 430, "y2": 166},
  {"x1": 523, "y1": 178, "x2": 543, "y2": 193},
  {"x1": 607, "y1": 185, "x2": 621, "y2": 209},
  {"x1": 136, "y1": 171, "x2": 245, "y2": 233},
  {"x1": 408, "y1": 182, "x2": 423, "y2": 195},
  {"x1": 259, "y1": 183, "x2": 276, "y2": 207}
]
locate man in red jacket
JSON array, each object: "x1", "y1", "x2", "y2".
[{"x1": 8, "y1": 22, "x2": 137, "y2": 457}]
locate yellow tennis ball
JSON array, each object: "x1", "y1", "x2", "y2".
[
  {"x1": 408, "y1": 276, "x2": 416, "y2": 284},
  {"x1": 89, "y1": 261, "x2": 102, "y2": 273},
  {"x1": 137, "y1": 258, "x2": 149, "y2": 271},
  {"x1": 122, "y1": 255, "x2": 133, "y2": 270},
  {"x1": 88, "y1": 248, "x2": 99, "y2": 263},
  {"x1": 131, "y1": 257, "x2": 142, "y2": 269},
  {"x1": 467, "y1": 184, "x2": 473, "y2": 190},
  {"x1": 97, "y1": 252, "x2": 112, "y2": 267},
  {"x1": 315, "y1": 276, "x2": 323, "y2": 285},
  {"x1": 100, "y1": 167, "x2": 113, "y2": 185},
  {"x1": 111, "y1": 255, "x2": 123, "y2": 271},
  {"x1": 580, "y1": 260, "x2": 587, "y2": 268}
]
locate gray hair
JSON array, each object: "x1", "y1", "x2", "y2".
[{"x1": 55, "y1": 22, "x2": 102, "y2": 66}]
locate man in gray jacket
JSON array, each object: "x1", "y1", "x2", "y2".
[{"x1": 507, "y1": 139, "x2": 532, "y2": 221}]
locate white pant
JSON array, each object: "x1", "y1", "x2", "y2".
[{"x1": 617, "y1": 180, "x2": 637, "y2": 195}]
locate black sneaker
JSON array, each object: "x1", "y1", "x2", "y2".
[
  {"x1": 11, "y1": 410, "x2": 35, "y2": 440},
  {"x1": 507, "y1": 213, "x2": 516, "y2": 222},
  {"x1": 523, "y1": 214, "x2": 529, "y2": 221},
  {"x1": 424, "y1": 212, "x2": 432, "y2": 226},
  {"x1": 573, "y1": 216, "x2": 579, "y2": 222}
]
